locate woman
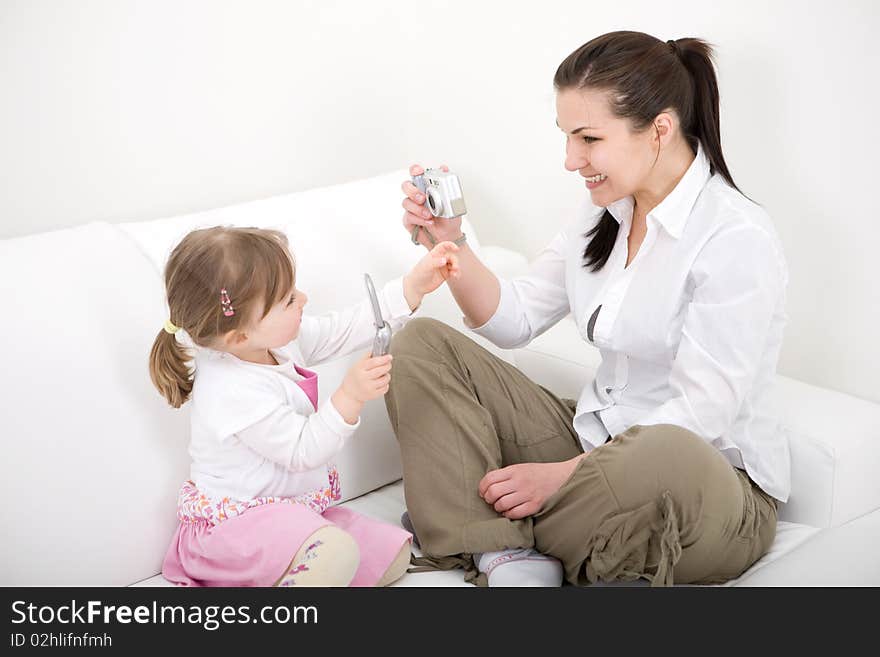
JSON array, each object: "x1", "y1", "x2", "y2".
[{"x1": 387, "y1": 31, "x2": 788, "y2": 587}]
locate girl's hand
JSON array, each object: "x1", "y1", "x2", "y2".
[
  {"x1": 401, "y1": 164, "x2": 465, "y2": 249},
  {"x1": 403, "y1": 241, "x2": 461, "y2": 310},
  {"x1": 477, "y1": 455, "x2": 587, "y2": 520},
  {"x1": 340, "y1": 352, "x2": 393, "y2": 403}
]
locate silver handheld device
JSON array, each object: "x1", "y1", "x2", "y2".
[
  {"x1": 364, "y1": 273, "x2": 392, "y2": 357},
  {"x1": 410, "y1": 168, "x2": 467, "y2": 244}
]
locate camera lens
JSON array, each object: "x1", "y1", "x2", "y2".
[{"x1": 426, "y1": 189, "x2": 441, "y2": 216}]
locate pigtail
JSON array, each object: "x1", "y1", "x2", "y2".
[{"x1": 149, "y1": 328, "x2": 193, "y2": 408}]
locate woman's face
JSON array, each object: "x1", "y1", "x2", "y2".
[{"x1": 556, "y1": 87, "x2": 657, "y2": 207}]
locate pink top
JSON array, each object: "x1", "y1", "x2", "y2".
[{"x1": 294, "y1": 364, "x2": 319, "y2": 411}]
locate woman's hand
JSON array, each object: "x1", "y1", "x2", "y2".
[
  {"x1": 401, "y1": 164, "x2": 464, "y2": 249},
  {"x1": 478, "y1": 455, "x2": 587, "y2": 520},
  {"x1": 402, "y1": 241, "x2": 461, "y2": 310}
]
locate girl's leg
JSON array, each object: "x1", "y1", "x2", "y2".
[
  {"x1": 374, "y1": 540, "x2": 413, "y2": 587},
  {"x1": 385, "y1": 318, "x2": 581, "y2": 563},
  {"x1": 274, "y1": 526, "x2": 360, "y2": 587}
]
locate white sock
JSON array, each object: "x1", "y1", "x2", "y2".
[{"x1": 476, "y1": 548, "x2": 564, "y2": 587}]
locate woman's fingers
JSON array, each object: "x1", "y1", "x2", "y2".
[
  {"x1": 401, "y1": 179, "x2": 426, "y2": 203},
  {"x1": 502, "y1": 501, "x2": 539, "y2": 520},
  {"x1": 482, "y1": 478, "x2": 516, "y2": 505},
  {"x1": 402, "y1": 197, "x2": 434, "y2": 222},
  {"x1": 479, "y1": 466, "x2": 513, "y2": 497},
  {"x1": 493, "y1": 490, "x2": 530, "y2": 514}
]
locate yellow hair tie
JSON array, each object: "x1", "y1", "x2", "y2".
[{"x1": 163, "y1": 319, "x2": 180, "y2": 335}]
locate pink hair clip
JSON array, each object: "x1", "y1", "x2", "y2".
[{"x1": 220, "y1": 288, "x2": 235, "y2": 317}]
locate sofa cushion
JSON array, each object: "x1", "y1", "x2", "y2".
[
  {"x1": 0, "y1": 223, "x2": 190, "y2": 586},
  {"x1": 132, "y1": 480, "x2": 823, "y2": 587},
  {"x1": 731, "y1": 509, "x2": 880, "y2": 586}
]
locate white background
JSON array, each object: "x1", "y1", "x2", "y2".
[{"x1": 1, "y1": 0, "x2": 877, "y2": 403}]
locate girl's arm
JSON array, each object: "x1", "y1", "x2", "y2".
[
  {"x1": 297, "y1": 244, "x2": 462, "y2": 367},
  {"x1": 236, "y1": 352, "x2": 392, "y2": 469}
]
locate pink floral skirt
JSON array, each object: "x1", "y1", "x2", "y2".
[{"x1": 162, "y1": 478, "x2": 411, "y2": 587}]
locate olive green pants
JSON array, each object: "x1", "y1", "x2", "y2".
[{"x1": 385, "y1": 318, "x2": 778, "y2": 587}]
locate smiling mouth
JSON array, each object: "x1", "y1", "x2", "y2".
[{"x1": 584, "y1": 174, "x2": 607, "y2": 183}]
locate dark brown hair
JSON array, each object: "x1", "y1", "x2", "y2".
[
  {"x1": 148, "y1": 226, "x2": 295, "y2": 408},
  {"x1": 554, "y1": 31, "x2": 741, "y2": 271}
]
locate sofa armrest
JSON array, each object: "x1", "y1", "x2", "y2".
[{"x1": 772, "y1": 376, "x2": 880, "y2": 528}]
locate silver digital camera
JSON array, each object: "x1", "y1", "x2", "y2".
[{"x1": 411, "y1": 168, "x2": 467, "y2": 219}]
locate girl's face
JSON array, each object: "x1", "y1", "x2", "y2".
[
  {"x1": 248, "y1": 285, "x2": 309, "y2": 349},
  {"x1": 556, "y1": 88, "x2": 657, "y2": 207}
]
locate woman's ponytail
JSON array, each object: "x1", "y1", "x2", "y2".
[
  {"x1": 149, "y1": 329, "x2": 193, "y2": 409},
  {"x1": 675, "y1": 38, "x2": 741, "y2": 193}
]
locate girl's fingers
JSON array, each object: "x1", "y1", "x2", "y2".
[
  {"x1": 409, "y1": 164, "x2": 425, "y2": 176},
  {"x1": 431, "y1": 241, "x2": 460, "y2": 256},
  {"x1": 363, "y1": 355, "x2": 393, "y2": 371},
  {"x1": 371, "y1": 374, "x2": 392, "y2": 391},
  {"x1": 364, "y1": 367, "x2": 393, "y2": 383}
]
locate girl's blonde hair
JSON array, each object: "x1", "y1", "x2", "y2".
[{"x1": 149, "y1": 226, "x2": 295, "y2": 408}]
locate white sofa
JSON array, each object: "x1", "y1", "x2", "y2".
[{"x1": 2, "y1": 170, "x2": 878, "y2": 587}]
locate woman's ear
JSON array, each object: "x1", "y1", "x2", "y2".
[{"x1": 653, "y1": 111, "x2": 676, "y2": 146}]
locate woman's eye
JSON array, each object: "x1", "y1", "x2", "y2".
[
  {"x1": 287, "y1": 294, "x2": 296, "y2": 306},
  {"x1": 583, "y1": 136, "x2": 599, "y2": 144}
]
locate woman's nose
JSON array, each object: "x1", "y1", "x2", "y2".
[{"x1": 564, "y1": 139, "x2": 587, "y2": 172}]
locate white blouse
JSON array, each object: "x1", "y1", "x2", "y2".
[
  {"x1": 188, "y1": 277, "x2": 415, "y2": 502},
  {"x1": 471, "y1": 146, "x2": 790, "y2": 502}
]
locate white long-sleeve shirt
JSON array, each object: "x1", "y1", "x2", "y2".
[
  {"x1": 471, "y1": 146, "x2": 790, "y2": 502},
  {"x1": 188, "y1": 277, "x2": 415, "y2": 502}
]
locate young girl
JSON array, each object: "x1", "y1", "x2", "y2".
[{"x1": 149, "y1": 225, "x2": 460, "y2": 587}]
